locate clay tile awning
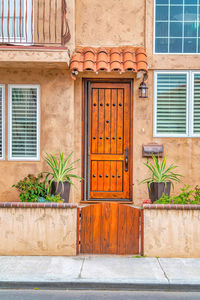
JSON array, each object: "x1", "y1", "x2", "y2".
[{"x1": 70, "y1": 46, "x2": 148, "y2": 79}]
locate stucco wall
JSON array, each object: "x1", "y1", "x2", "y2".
[
  {"x1": 0, "y1": 50, "x2": 70, "y2": 67},
  {"x1": 0, "y1": 68, "x2": 81, "y2": 203},
  {"x1": 1, "y1": 0, "x2": 200, "y2": 205},
  {"x1": 131, "y1": 70, "x2": 200, "y2": 203},
  {"x1": 0, "y1": 207, "x2": 77, "y2": 255},
  {"x1": 144, "y1": 208, "x2": 200, "y2": 258},
  {"x1": 74, "y1": 0, "x2": 200, "y2": 204},
  {"x1": 75, "y1": 0, "x2": 145, "y2": 47},
  {"x1": 74, "y1": 70, "x2": 200, "y2": 204},
  {"x1": 134, "y1": 0, "x2": 200, "y2": 203}
]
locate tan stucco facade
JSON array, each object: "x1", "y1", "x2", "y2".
[
  {"x1": 144, "y1": 208, "x2": 200, "y2": 258},
  {"x1": 0, "y1": 207, "x2": 77, "y2": 255},
  {"x1": 74, "y1": 0, "x2": 200, "y2": 203},
  {"x1": 75, "y1": 0, "x2": 145, "y2": 47},
  {"x1": 0, "y1": 0, "x2": 200, "y2": 204},
  {"x1": 0, "y1": 68, "x2": 79, "y2": 203}
]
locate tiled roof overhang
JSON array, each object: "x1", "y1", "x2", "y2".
[{"x1": 70, "y1": 46, "x2": 148, "y2": 79}]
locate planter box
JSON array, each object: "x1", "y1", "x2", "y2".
[
  {"x1": 143, "y1": 204, "x2": 200, "y2": 258},
  {"x1": 148, "y1": 182, "x2": 171, "y2": 202},
  {"x1": 0, "y1": 202, "x2": 78, "y2": 256}
]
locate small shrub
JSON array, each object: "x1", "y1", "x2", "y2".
[
  {"x1": 45, "y1": 194, "x2": 64, "y2": 203},
  {"x1": 155, "y1": 185, "x2": 200, "y2": 205},
  {"x1": 12, "y1": 174, "x2": 47, "y2": 202}
]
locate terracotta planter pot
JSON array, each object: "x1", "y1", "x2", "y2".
[
  {"x1": 148, "y1": 182, "x2": 171, "y2": 203},
  {"x1": 50, "y1": 181, "x2": 71, "y2": 203}
]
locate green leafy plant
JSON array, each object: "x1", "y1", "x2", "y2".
[
  {"x1": 12, "y1": 174, "x2": 47, "y2": 202},
  {"x1": 43, "y1": 152, "x2": 82, "y2": 193},
  {"x1": 140, "y1": 155, "x2": 183, "y2": 189},
  {"x1": 45, "y1": 194, "x2": 64, "y2": 203},
  {"x1": 155, "y1": 185, "x2": 200, "y2": 205}
]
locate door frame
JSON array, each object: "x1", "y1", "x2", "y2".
[{"x1": 81, "y1": 78, "x2": 134, "y2": 203}]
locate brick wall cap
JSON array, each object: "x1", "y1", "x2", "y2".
[
  {"x1": 0, "y1": 202, "x2": 78, "y2": 209},
  {"x1": 143, "y1": 204, "x2": 200, "y2": 210}
]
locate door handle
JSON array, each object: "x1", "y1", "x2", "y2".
[{"x1": 125, "y1": 148, "x2": 128, "y2": 172}]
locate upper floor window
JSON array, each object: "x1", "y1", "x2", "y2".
[
  {"x1": 0, "y1": 0, "x2": 33, "y2": 43},
  {"x1": 155, "y1": 0, "x2": 200, "y2": 53}
]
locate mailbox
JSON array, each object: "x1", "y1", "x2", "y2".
[{"x1": 142, "y1": 143, "x2": 163, "y2": 158}]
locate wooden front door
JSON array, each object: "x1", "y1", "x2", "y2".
[{"x1": 84, "y1": 80, "x2": 132, "y2": 201}]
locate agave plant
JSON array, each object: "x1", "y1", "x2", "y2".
[
  {"x1": 43, "y1": 152, "x2": 82, "y2": 193},
  {"x1": 140, "y1": 154, "x2": 183, "y2": 189}
]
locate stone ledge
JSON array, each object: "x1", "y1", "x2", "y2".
[
  {"x1": 0, "y1": 45, "x2": 68, "y2": 51},
  {"x1": 0, "y1": 202, "x2": 78, "y2": 209},
  {"x1": 143, "y1": 204, "x2": 200, "y2": 210}
]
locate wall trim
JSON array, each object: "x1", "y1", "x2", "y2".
[
  {"x1": 143, "y1": 204, "x2": 200, "y2": 210},
  {"x1": 0, "y1": 202, "x2": 78, "y2": 209}
]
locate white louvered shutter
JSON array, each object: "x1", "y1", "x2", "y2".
[
  {"x1": 9, "y1": 86, "x2": 39, "y2": 160},
  {"x1": 156, "y1": 73, "x2": 187, "y2": 135},
  {"x1": 193, "y1": 74, "x2": 200, "y2": 134}
]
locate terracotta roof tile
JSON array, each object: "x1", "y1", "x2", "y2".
[{"x1": 70, "y1": 46, "x2": 147, "y2": 79}]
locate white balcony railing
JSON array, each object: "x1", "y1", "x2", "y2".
[{"x1": 0, "y1": 0, "x2": 70, "y2": 46}]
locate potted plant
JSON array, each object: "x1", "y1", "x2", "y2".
[
  {"x1": 43, "y1": 152, "x2": 82, "y2": 203},
  {"x1": 140, "y1": 155, "x2": 183, "y2": 203}
]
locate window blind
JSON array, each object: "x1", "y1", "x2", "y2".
[
  {"x1": 0, "y1": 87, "x2": 3, "y2": 158},
  {"x1": 193, "y1": 74, "x2": 200, "y2": 134},
  {"x1": 10, "y1": 86, "x2": 39, "y2": 159},
  {"x1": 156, "y1": 73, "x2": 187, "y2": 135}
]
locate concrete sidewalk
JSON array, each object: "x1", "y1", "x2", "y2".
[{"x1": 0, "y1": 256, "x2": 200, "y2": 291}]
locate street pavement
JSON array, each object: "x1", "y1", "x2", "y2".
[
  {"x1": 0, "y1": 290, "x2": 200, "y2": 300},
  {"x1": 0, "y1": 256, "x2": 200, "y2": 291}
]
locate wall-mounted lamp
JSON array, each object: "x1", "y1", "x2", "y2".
[{"x1": 139, "y1": 73, "x2": 148, "y2": 98}]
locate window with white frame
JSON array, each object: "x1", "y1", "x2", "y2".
[
  {"x1": 8, "y1": 85, "x2": 40, "y2": 161},
  {"x1": 0, "y1": 0, "x2": 33, "y2": 43},
  {"x1": 154, "y1": 71, "x2": 200, "y2": 137},
  {"x1": 0, "y1": 85, "x2": 5, "y2": 160},
  {"x1": 155, "y1": 0, "x2": 200, "y2": 53}
]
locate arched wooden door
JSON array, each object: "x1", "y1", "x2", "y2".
[{"x1": 83, "y1": 80, "x2": 133, "y2": 201}]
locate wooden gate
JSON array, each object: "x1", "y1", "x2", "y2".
[{"x1": 79, "y1": 203, "x2": 142, "y2": 255}]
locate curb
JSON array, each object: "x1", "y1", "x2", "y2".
[{"x1": 0, "y1": 281, "x2": 200, "y2": 291}]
